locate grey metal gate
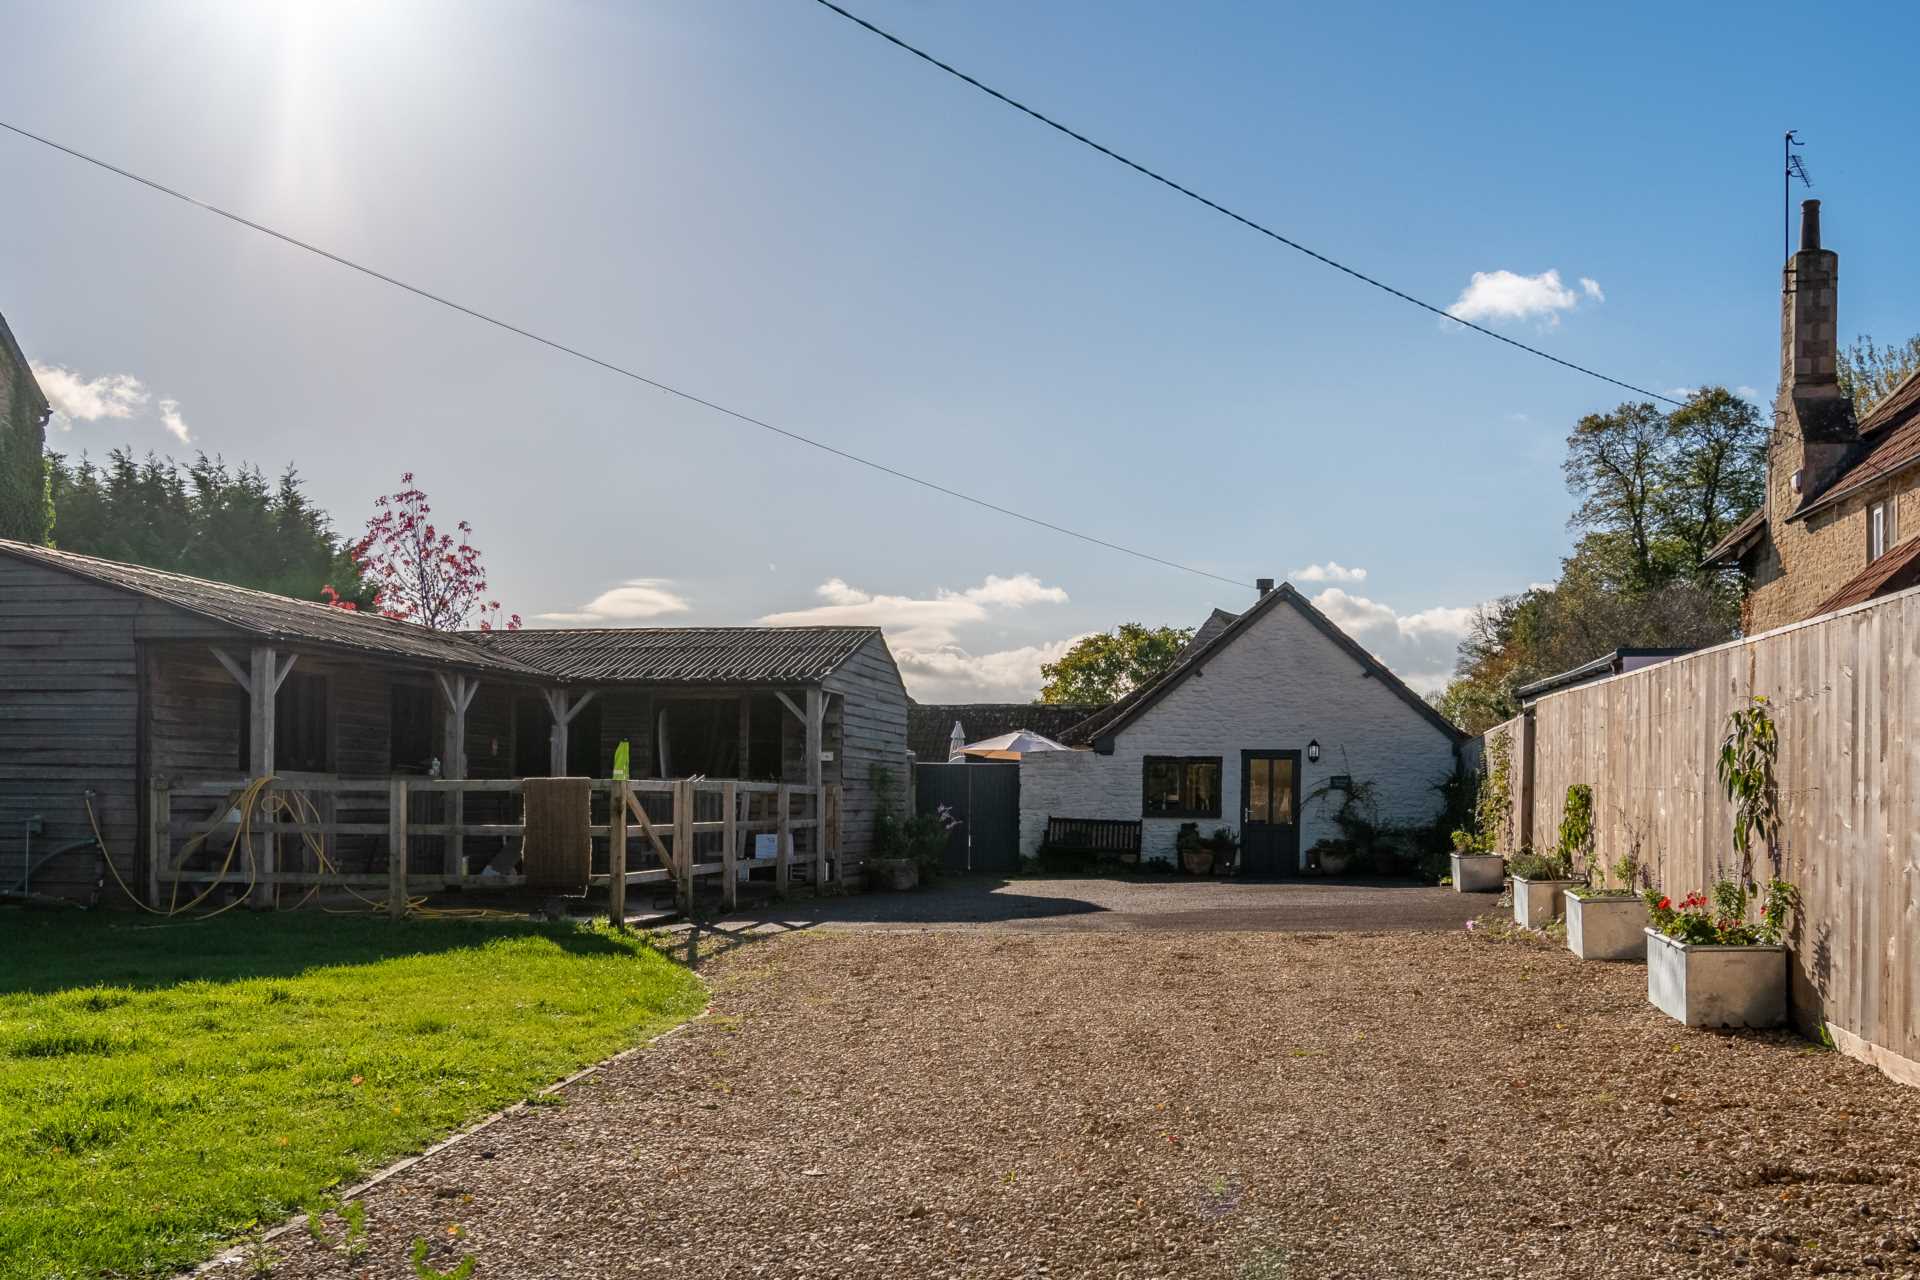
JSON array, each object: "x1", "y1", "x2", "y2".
[{"x1": 913, "y1": 762, "x2": 1020, "y2": 874}]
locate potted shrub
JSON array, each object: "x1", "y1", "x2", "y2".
[
  {"x1": 1311, "y1": 837, "x2": 1354, "y2": 877},
  {"x1": 1644, "y1": 879, "x2": 1797, "y2": 1027},
  {"x1": 1176, "y1": 823, "x2": 1213, "y2": 876},
  {"x1": 1566, "y1": 852, "x2": 1648, "y2": 961},
  {"x1": 1452, "y1": 728, "x2": 1512, "y2": 893},
  {"x1": 1449, "y1": 829, "x2": 1503, "y2": 893},
  {"x1": 1205, "y1": 827, "x2": 1239, "y2": 876},
  {"x1": 1509, "y1": 848, "x2": 1578, "y2": 928}
]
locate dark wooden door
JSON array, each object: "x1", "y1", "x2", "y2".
[
  {"x1": 914, "y1": 762, "x2": 1021, "y2": 873},
  {"x1": 1240, "y1": 750, "x2": 1301, "y2": 877}
]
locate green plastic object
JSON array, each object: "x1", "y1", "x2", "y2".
[{"x1": 612, "y1": 739, "x2": 631, "y2": 781}]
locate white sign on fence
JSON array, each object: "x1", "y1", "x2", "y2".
[{"x1": 753, "y1": 833, "x2": 781, "y2": 860}]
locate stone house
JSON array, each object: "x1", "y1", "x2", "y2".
[
  {"x1": 1017, "y1": 580, "x2": 1463, "y2": 873},
  {"x1": 1703, "y1": 201, "x2": 1920, "y2": 628},
  {"x1": 1, "y1": 309, "x2": 53, "y2": 543}
]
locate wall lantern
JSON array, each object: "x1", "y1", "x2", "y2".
[{"x1": 1307, "y1": 739, "x2": 1321, "y2": 763}]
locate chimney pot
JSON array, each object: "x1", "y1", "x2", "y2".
[
  {"x1": 1256, "y1": 577, "x2": 1274, "y2": 596},
  {"x1": 1800, "y1": 199, "x2": 1821, "y2": 253}
]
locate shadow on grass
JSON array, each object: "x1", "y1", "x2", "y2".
[
  {"x1": 0, "y1": 907, "x2": 641, "y2": 997},
  {"x1": 710, "y1": 876, "x2": 1113, "y2": 929}
]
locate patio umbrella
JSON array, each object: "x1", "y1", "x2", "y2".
[{"x1": 959, "y1": 730, "x2": 1069, "y2": 761}]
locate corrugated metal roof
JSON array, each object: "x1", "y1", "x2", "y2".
[
  {"x1": 0, "y1": 538, "x2": 548, "y2": 677},
  {"x1": 1809, "y1": 537, "x2": 1920, "y2": 616},
  {"x1": 471, "y1": 626, "x2": 878, "y2": 684}
]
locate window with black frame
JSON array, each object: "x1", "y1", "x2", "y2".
[{"x1": 1141, "y1": 755, "x2": 1222, "y2": 818}]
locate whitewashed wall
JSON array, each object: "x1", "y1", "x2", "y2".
[{"x1": 1018, "y1": 601, "x2": 1460, "y2": 865}]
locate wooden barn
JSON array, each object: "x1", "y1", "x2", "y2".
[{"x1": 0, "y1": 538, "x2": 910, "y2": 907}]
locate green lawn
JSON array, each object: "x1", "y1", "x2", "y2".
[{"x1": 0, "y1": 909, "x2": 706, "y2": 1280}]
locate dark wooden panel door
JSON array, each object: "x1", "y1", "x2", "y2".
[
  {"x1": 1240, "y1": 750, "x2": 1301, "y2": 877},
  {"x1": 914, "y1": 762, "x2": 1021, "y2": 873}
]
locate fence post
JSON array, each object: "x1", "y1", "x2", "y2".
[
  {"x1": 608, "y1": 780, "x2": 628, "y2": 927},
  {"x1": 776, "y1": 783, "x2": 792, "y2": 897},
  {"x1": 387, "y1": 777, "x2": 410, "y2": 920},
  {"x1": 722, "y1": 781, "x2": 739, "y2": 912},
  {"x1": 673, "y1": 779, "x2": 694, "y2": 914},
  {"x1": 147, "y1": 778, "x2": 169, "y2": 909},
  {"x1": 814, "y1": 785, "x2": 831, "y2": 888},
  {"x1": 1516, "y1": 708, "x2": 1538, "y2": 851}
]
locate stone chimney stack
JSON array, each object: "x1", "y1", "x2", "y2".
[
  {"x1": 1776, "y1": 199, "x2": 1856, "y2": 503},
  {"x1": 1256, "y1": 577, "x2": 1274, "y2": 597}
]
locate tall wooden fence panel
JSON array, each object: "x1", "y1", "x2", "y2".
[{"x1": 1465, "y1": 586, "x2": 1920, "y2": 1084}]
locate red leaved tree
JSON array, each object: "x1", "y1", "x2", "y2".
[{"x1": 329, "y1": 474, "x2": 520, "y2": 631}]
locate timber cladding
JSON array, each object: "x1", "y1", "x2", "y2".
[{"x1": 1472, "y1": 584, "x2": 1920, "y2": 1079}]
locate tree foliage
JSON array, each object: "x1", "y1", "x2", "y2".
[
  {"x1": 2, "y1": 362, "x2": 51, "y2": 544},
  {"x1": 47, "y1": 450, "x2": 369, "y2": 603},
  {"x1": 1837, "y1": 332, "x2": 1920, "y2": 418},
  {"x1": 348, "y1": 474, "x2": 518, "y2": 631},
  {"x1": 1438, "y1": 387, "x2": 1763, "y2": 733},
  {"x1": 1037, "y1": 622, "x2": 1192, "y2": 704}
]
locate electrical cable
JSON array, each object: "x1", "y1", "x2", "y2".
[
  {"x1": 807, "y1": 0, "x2": 1684, "y2": 408},
  {"x1": 0, "y1": 117, "x2": 1252, "y2": 591}
]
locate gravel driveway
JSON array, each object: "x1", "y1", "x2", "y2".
[
  {"x1": 260, "y1": 918, "x2": 1920, "y2": 1280},
  {"x1": 713, "y1": 874, "x2": 1475, "y2": 932}
]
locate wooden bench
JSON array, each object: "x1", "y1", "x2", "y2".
[{"x1": 1043, "y1": 816, "x2": 1142, "y2": 858}]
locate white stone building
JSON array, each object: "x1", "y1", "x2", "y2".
[{"x1": 1020, "y1": 582, "x2": 1464, "y2": 872}]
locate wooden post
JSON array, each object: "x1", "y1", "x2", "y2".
[
  {"x1": 776, "y1": 783, "x2": 792, "y2": 897},
  {"x1": 248, "y1": 645, "x2": 278, "y2": 909},
  {"x1": 804, "y1": 688, "x2": 823, "y2": 883},
  {"x1": 608, "y1": 779, "x2": 628, "y2": 927},
  {"x1": 672, "y1": 779, "x2": 694, "y2": 914},
  {"x1": 147, "y1": 778, "x2": 169, "y2": 909},
  {"x1": 722, "y1": 781, "x2": 739, "y2": 911},
  {"x1": 1516, "y1": 708, "x2": 1538, "y2": 852},
  {"x1": 387, "y1": 777, "x2": 410, "y2": 920},
  {"x1": 819, "y1": 782, "x2": 839, "y2": 887},
  {"x1": 738, "y1": 695, "x2": 751, "y2": 780},
  {"x1": 436, "y1": 673, "x2": 477, "y2": 879},
  {"x1": 545, "y1": 689, "x2": 597, "y2": 778}
]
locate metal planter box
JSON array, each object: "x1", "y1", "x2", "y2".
[
  {"x1": 1511, "y1": 876, "x2": 1578, "y2": 929},
  {"x1": 1451, "y1": 853, "x2": 1505, "y2": 893},
  {"x1": 1645, "y1": 929, "x2": 1786, "y2": 1028},
  {"x1": 1564, "y1": 892, "x2": 1645, "y2": 961}
]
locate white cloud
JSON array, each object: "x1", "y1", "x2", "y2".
[
  {"x1": 1446, "y1": 268, "x2": 1599, "y2": 327},
  {"x1": 30, "y1": 362, "x2": 149, "y2": 426},
  {"x1": 1290, "y1": 561, "x2": 1367, "y2": 584},
  {"x1": 1736, "y1": 385, "x2": 1763, "y2": 402},
  {"x1": 895, "y1": 637, "x2": 1086, "y2": 703},
  {"x1": 1308, "y1": 587, "x2": 1479, "y2": 695},
  {"x1": 157, "y1": 398, "x2": 191, "y2": 444},
  {"x1": 30, "y1": 361, "x2": 196, "y2": 442},
  {"x1": 759, "y1": 573, "x2": 1073, "y2": 701},
  {"x1": 538, "y1": 578, "x2": 691, "y2": 623}
]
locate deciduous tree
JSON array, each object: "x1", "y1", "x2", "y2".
[
  {"x1": 347, "y1": 474, "x2": 519, "y2": 631},
  {"x1": 1037, "y1": 623, "x2": 1191, "y2": 704}
]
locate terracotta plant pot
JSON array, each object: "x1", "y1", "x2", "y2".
[
  {"x1": 1321, "y1": 853, "x2": 1353, "y2": 876},
  {"x1": 1181, "y1": 848, "x2": 1215, "y2": 876}
]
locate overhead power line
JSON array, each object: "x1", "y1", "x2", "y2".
[
  {"x1": 809, "y1": 0, "x2": 1684, "y2": 409},
  {"x1": 0, "y1": 117, "x2": 1251, "y2": 591}
]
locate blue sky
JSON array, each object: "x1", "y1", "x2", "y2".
[{"x1": 5, "y1": 0, "x2": 1918, "y2": 699}]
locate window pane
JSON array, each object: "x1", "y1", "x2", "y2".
[
  {"x1": 1186, "y1": 762, "x2": 1219, "y2": 815},
  {"x1": 1247, "y1": 758, "x2": 1270, "y2": 822},
  {"x1": 1272, "y1": 758, "x2": 1294, "y2": 824}
]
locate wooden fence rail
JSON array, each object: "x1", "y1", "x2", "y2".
[
  {"x1": 148, "y1": 775, "x2": 843, "y2": 925},
  {"x1": 1462, "y1": 584, "x2": 1920, "y2": 1087}
]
